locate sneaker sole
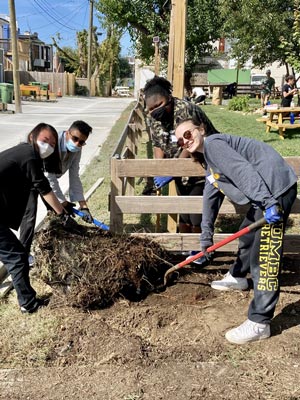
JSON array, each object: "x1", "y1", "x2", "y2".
[
  {"x1": 225, "y1": 331, "x2": 270, "y2": 344},
  {"x1": 211, "y1": 283, "x2": 249, "y2": 291}
]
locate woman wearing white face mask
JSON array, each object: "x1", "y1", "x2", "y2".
[
  {"x1": 0, "y1": 123, "x2": 72, "y2": 314},
  {"x1": 20, "y1": 120, "x2": 93, "y2": 266}
]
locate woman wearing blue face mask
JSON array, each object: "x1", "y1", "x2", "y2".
[
  {"x1": 0, "y1": 123, "x2": 71, "y2": 313},
  {"x1": 19, "y1": 120, "x2": 93, "y2": 263}
]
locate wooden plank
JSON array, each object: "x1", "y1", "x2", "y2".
[
  {"x1": 113, "y1": 157, "x2": 300, "y2": 178},
  {"x1": 0, "y1": 274, "x2": 13, "y2": 299},
  {"x1": 115, "y1": 158, "x2": 205, "y2": 177},
  {"x1": 131, "y1": 232, "x2": 300, "y2": 253},
  {"x1": 267, "y1": 122, "x2": 300, "y2": 129},
  {"x1": 116, "y1": 195, "x2": 300, "y2": 214}
]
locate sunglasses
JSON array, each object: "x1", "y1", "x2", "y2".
[
  {"x1": 177, "y1": 128, "x2": 196, "y2": 148},
  {"x1": 69, "y1": 132, "x2": 86, "y2": 146}
]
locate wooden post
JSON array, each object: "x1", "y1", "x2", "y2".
[
  {"x1": 171, "y1": 0, "x2": 187, "y2": 98},
  {"x1": 110, "y1": 157, "x2": 124, "y2": 233},
  {"x1": 167, "y1": 0, "x2": 187, "y2": 233},
  {"x1": 153, "y1": 36, "x2": 160, "y2": 75},
  {"x1": 154, "y1": 42, "x2": 160, "y2": 75},
  {"x1": 167, "y1": 1, "x2": 176, "y2": 82}
]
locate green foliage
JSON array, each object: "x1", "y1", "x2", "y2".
[
  {"x1": 279, "y1": 0, "x2": 300, "y2": 72},
  {"x1": 95, "y1": 0, "x2": 223, "y2": 69},
  {"x1": 219, "y1": 0, "x2": 295, "y2": 69},
  {"x1": 75, "y1": 82, "x2": 89, "y2": 96},
  {"x1": 228, "y1": 96, "x2": 251, "y2": 112}
]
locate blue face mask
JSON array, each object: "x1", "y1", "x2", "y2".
[{"x1": 66, "y1": 139, "x2": 81, "y2": 153}]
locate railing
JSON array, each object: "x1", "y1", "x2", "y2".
[{"x1": 109, "y1": 97, "x2": 300, "y2": 253}]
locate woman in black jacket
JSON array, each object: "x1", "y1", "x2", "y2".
[{"x1": 0, "y1": 123, "x2": 70, "y2": 313}]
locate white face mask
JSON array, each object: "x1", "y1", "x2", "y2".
[{"x1": 36, "y1": 140, "x2": 55, "y2": 159}]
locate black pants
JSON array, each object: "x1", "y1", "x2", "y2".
[
  {"x1": 0, "y1": 223, "x2": 36, "y2": 308},
  {"x1": 175, "y1": 177, "x2": 205, "y2": 227},
  {"x1": 19, "y1": 190, "x2": 38, "y2": 254},
  {"x1": 230, "y1": 183, "x2": 297, "y2": 324},
  {"x1": 194, "y1": 95, "x2": 206, "y2": 104}
]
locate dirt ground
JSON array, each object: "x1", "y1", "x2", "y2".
[{"x1": 1, "y1": 251, "x2": 300, "y2": 400}]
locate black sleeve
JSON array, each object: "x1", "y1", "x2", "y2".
[{"x1": 26, "y1": 158, "x2": 52, "y2": 195}]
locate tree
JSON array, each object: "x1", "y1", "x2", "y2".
[
  {"x1": 279, "y1": 0, "x2": 300, "y2": 74},
  {"x1": 53, "y1": 26, "x2": 121, "y2": 95},
  {"x1": 95, "y1": 0, "x2": 223, "y2": 70},
  {"x1": 218, "y1": 0, "x2": 295, "y2": 71}
]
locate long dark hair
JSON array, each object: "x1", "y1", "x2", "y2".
[{"x1": 27, "y1": 123, "x2": 61, "y2": 174}]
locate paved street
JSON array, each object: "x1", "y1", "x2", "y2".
[{"x1": 0, "y1": 96, "x2": 133, "y2": 227}]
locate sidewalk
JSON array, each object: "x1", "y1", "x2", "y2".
[
  {"x1": 0, "y1": 96, "x2": 133, "y2": 228},
  {"x1": 0, "y1": 96, "x2": 134, "y2": 289}
]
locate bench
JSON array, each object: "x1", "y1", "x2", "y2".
[{"x1": 266, "y1": 121, "x2": 300, "y2": 139}]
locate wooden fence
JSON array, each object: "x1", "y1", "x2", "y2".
[
  {"x1": 4, "y1": 71, "x2": 76, "y2": 96},
  {"x1": 110, "y1": 98, "x2": 300, "y2": 253}
]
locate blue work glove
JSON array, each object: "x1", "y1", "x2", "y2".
[
  {"x1": 264, "y1": 204, "x2": 283, "y2": 224},
  {"x1": 79, "y1": 208, "x2": 93, "y2": 224},
  {"x1": 153, "y1": 176, "x2": 173, "y2": 189}
]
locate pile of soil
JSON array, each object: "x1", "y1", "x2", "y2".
[{"x1": 33, "y1": 218, "x2": 171, "y2": 309}]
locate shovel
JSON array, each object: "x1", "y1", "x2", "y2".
[
  {"x1": 163, "y1": 216, "x2": 266, "y2": 286},
  {"x1": 72, "y1": 208, "x2": 110, "y2": 231}
]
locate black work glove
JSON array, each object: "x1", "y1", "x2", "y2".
[
  {"x1": 62, "y1": 201, "x2": 76, "y2": 216},
  {"x1": 79, "y1": 208, "x2": 93, "y2": 224},
  {"x1": 57, "y1": 211, "x2": 82, "y2": 233}
]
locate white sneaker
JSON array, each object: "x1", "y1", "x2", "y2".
[
  {"x1": 211, "y1": 271, "x2": 248, "y2": 291},
  {"x1": 225, "y1": 319, "x2": 271, "y2": 344},
  {"x1": 28, "y1": 254, "x2": 35, "y2": 267}
]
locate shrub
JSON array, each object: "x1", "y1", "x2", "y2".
[{"x1": 228, "y1": 95, "x2": 250, "y2": 112}]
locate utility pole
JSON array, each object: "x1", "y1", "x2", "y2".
[
  {"x1": 8, "y1": 0, "x2": 22, "y2": 113},
  {"x1": 87, "y1": 0, "x2": 93, "y2": 96}
]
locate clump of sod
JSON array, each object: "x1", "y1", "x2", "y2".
[{"x1": 33, "y1": 217, "x2": 170, "y2": 309}]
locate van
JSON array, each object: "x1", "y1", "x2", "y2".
[{"x1": 250, "y1": 74, "x2": 266, "y2": 86}]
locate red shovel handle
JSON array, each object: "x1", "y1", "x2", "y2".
[
  {"x1": 184, "y1": 216, "x2": 266, "y2": 267},
  {"x1": 163, "y1": 217, "x2": 266, "y2": 286}
]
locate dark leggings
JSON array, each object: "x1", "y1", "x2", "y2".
[{"x1": 230, "y1": 183, "x2": 297, "y2": 323}]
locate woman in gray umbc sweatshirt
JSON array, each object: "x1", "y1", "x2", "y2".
[{"x1": 175, "y1": 117, "x2": 297, "y2": 345}]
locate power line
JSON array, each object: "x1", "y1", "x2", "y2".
[
  {"x1": 31, "y1": 0, "x2": 78, "y2": 31},
  {"x1": 32, "y1": 1, "x2": 87, "y2": 32}
]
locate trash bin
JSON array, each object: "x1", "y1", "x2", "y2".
[{"x1": 0, "y1": 83, "x2": 14, "y2": 104}]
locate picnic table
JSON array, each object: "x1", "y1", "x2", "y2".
[{"x1": 257, "y1": 105, "x2": 300, "y2": 139}]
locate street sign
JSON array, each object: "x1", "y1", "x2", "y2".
[{"x1": 153, "y1": 36, "x2": 160, "y2": 43}]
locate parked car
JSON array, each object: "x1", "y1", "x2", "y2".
[{"x1": 250, "y1": 74, "x2": 266, "y2": 86}]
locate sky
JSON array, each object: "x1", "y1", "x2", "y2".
[{"x1": 1, "y1": 0, "x2": 132, "y2": 56}]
